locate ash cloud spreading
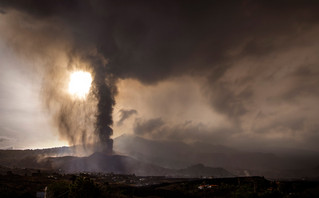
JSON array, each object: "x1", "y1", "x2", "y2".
[
  {"x1": 48, "y1": 53, "x2": 118, "y2": 153},
  {"x1": 91, "y1": 57, "x2": 117, "y2": 153},
  {"x1": 1, "y1": 0, "x2": 319, "y2": 151},
  {"x1": 117, "y1": 109, "x2": 137, "y2": 127}
]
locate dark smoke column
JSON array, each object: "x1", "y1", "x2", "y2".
[{"x1": 93, "y1": 66, "x2": 116, "y2": 154}]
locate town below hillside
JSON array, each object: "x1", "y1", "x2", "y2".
[{"x1": 1, "y1": 166, "x2": 319, "y2": 198}]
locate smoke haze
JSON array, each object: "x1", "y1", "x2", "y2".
[{"x1": 0, "y1": 0, "x2": 319, "y2": 154}]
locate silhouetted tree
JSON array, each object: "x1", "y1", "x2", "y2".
[
  {"x1": 46, "y1": 181, "x2": 69, "y2": 198},
  {"x1": 69, "y1": 177, "x2": 101, "y2": 198}
]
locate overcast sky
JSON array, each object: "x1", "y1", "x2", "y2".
[{"x1": 0, "y1": 0, "x2": 319, "y2": 151}]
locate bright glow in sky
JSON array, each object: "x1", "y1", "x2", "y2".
[
  {"x1": 68, "y1": 71, "x2": 92, "y2": 99},
  {"x1": 1, "y1": 1, "x2": 319, "y2": 153}
]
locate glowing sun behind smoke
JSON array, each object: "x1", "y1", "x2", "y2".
[{"x1": 68, "y1": 71, "x2": 92, "y2": 99}]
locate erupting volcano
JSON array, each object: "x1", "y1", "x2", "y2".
[
  {"x1": 93, "y1": 67, "x2": 116, "y2": 154},
  {"x1": 67, "y1": 69, "x2": 115, "y2": 154},
  {"x1": 2, "y1": 0, "x2": 319, "y2": 184}
]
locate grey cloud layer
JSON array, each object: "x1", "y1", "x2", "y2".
[
  {"x1": 1, "y1": 0, "x2": 319, "y2": 150},
  {"x1": 2, "y1": 0, "x2": 318, "y2": 82},
  {"x1": 117, "y1": 109, "x2": 137, "y2": 126}
]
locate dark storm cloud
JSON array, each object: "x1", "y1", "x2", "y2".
[
  {"x1": 133, "y1": 118, "x2": 233, "y2": 144},
  {"x1": 117, "y1": 109, "x2": 137, "y2": 126},
  {"x1": 0, "y1": 136, "x2": 11, "y2": 142},
  {"x1": 280, "y1": 65, "x2": 319, "y2": 101},
  {"x1": 2, "y1": 0, "x2": 318, "y2": 83},
  {"x1": 205, "y1": 82, "x2": 253, "y2": 119},
  {"x1": 134, "y1": 118, "x2": 165, "y2": 136},
  {"x1": 1, "y1": 0, "x2": 319, "y2": 150},
  {"x1": 0, "y1": 136, "x2": 15, "y2": 149}
]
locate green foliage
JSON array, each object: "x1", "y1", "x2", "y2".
[
  {"x1": 259, "y1": 190, "x2": 283, "y2": 198},
  {"x1": 46, "y1": 177, "x2": 103, "y2": 198},
  {"x1": 232, "y1": 184, "x2": 258, "y2": 198},
  {"x1": 46, "y1": 181, "x2": 70, "y2": 198},
  {"x1": 69, "y1": 177, "x2": 102, "y2": 198}
]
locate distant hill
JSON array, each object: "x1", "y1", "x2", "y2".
[
  {"x1": 0, "y1": 149, "x2": 233, "y2": 177},
  {"x1": 113, "y1": 134, "x2": 284, "y2": 170},
  {"x1": 47, "y1": 152, "x2": 169, "y2": 176},
  {"x1": 113, "y1": 134, "x2": 319, "y2": 178},
  {"x1": 176, "y1": 164, "x2": 234, "y2": 178},
  {"x1": 46, "y1": 152, "x2": 233, "y2": 177},
  {"x1": 1, "y1": 134, "x2": 319, "y2": 179}
]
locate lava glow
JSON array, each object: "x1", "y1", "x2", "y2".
[{"x1": 68, "y1": 71, "x2": 92, "y2": 99}]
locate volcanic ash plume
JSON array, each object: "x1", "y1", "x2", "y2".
[
  {"x1": 0, "y1": 2, "x2": 119, "y2": 154},
  {"x1": 38, "y1": 54, "x2": 117, "y2": 154},
  {"x1": 92, "y1": 63, "x2": 117, "y2": 153}
]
